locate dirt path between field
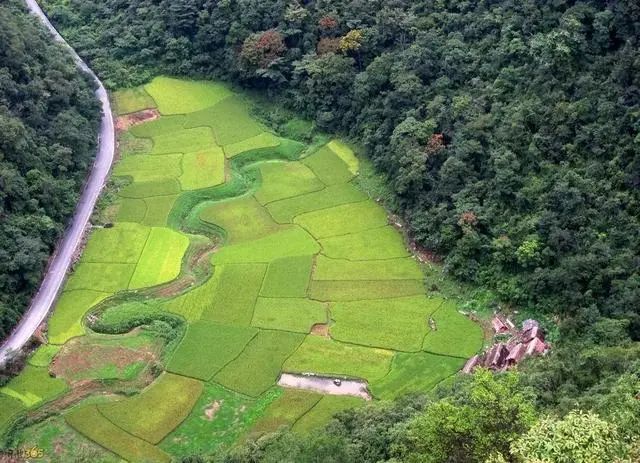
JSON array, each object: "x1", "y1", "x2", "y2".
[
  {"x1": 0, "y1": 0, "x2": 115, "y2": 365},
  {"x1": 278, "y1": 373, "x2": 372, "y2": 400}
]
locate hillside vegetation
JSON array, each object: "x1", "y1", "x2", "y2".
[
  {"x1": 0, "y1": 0, "x2": 100, "y2": 340},
  {"x1": 2, "y1": 0, "x2": 640, "y2": 460},
  {"x1": 39, "y1": 0, "x2": 640, "y2": 412}
]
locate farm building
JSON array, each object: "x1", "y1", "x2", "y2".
[{"x1": 463, "y1": 317, "x2": 549, "y2": 373}]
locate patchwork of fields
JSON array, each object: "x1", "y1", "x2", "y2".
[{"x1": 0, "y1": 77, "x2": 483, "y2": 461}]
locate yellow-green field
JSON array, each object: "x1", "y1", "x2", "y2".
[{"x1": 0, "y1": 77, "x2": 483, "y2": 460}]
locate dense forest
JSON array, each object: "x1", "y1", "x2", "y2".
[
  {"x1": 8, "y1": 0, "x2": 640, "y2": 460},
  {"x1": 0, "y1": 1, "x2": 99, "y2": 340}
]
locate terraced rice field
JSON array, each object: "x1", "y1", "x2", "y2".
[{"x1": 0, "y1": 77, "x2": 483, "y2": 460}]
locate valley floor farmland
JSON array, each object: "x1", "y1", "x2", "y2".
[{"x1": 0, "y1": 77, "x2": 483, "y2": 461}]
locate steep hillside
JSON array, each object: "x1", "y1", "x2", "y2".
[
  {"x1": 0, "y1": 0, "x2": 99, "y2": 340},
  {"x1": 40, "y1": 0, "x2": 640, "y2": 409}
]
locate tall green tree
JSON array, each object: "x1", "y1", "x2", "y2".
[
  {"x1": 0, "y1": 0, "x2": 99, "y2": 339},
  {"x1": 399, "y1": 371, "x2": 536, "y2": 463}
]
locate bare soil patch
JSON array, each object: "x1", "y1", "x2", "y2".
[
  {"x1": 190, "y1": 244, "x2": 217, "y2": 270},
  {"x1": 310, "y1": 323, "x2": 330, "y2": 337},
  {"x1": 116, "y1": 109, "x2": 160, "y2": 132},
  {"x1": 204, "y1": 400, "x2": 222, "y2": 420},
  {"x1": 155, "y1": 275, "x2": 196, "y2": 298},
  {"x1": 51, "y1": 337, "x2": 157, "y2": 382},
  {"x1": 278, "y1": 373, "x2": 371, "y2": 400}
]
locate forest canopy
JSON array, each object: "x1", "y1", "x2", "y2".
[{"x1": 0, "y1": 0, "x2": 100, "y2": 340}]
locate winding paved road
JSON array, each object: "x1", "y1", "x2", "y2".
[{"x1": 0, "y1": 1, "x2": 115, "y2": 364}]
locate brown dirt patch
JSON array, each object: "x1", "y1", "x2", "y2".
[
  {"x1": 204, "y1": 400, "x2": 222, "y2": 420},
  {"x1": 47, "y1": 380, "x2": 101, "y2": 410},
  {"x1": 51, "y1": 338, "x2": 157, "y2": 382},
  {"x1": 155, "y1": 275, "x2": 196, "y2": 298},
  {"x1": 116, "y1": 109, "x2": 160, "y2": 132},
  {"x1": 190, "y1": 244, "x2": 217, "y2": 269},
  {"x1": 54, "y1": 440, "x2": 64, "y2": 455},
  {"x1": 310, "y1": 323, "x2": 330, "y2": 337},
  {"x1": 196, "y1": 151, "x2": 207, "y2": 168}
]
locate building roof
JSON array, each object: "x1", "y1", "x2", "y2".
[
  {"x1": 462, "y1": 316, "x2": 549, "y2": 374},
  {"x1": 492, "y1": 316, "x2": 509, "y2": 333}
]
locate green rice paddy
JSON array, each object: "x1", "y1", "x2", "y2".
[
  {"x1": 213, "y1": 330, "x2": 304, "y2": 397},
  {"x1": 159, "y1": 383, "x2": 280, "y2": 456},
  {"x1": 144, "y1": 77, "x2": 232, "y2": 115},
  {"x1": 179, "y1": 148, "x2": 226, "y2": 190},
  {"x1": 0, "y1": 77, "x2": 483, "y2": 459},
  {"x1": 212, "y1": 227, "x2": 320, "y2": 264},
  {"x1": 371, "y1": 352, "x2": 467, "y2": 400},
  {"x1": 47, "y1": 290, "x2": 111, "y2": 344},
  {"x1": 248, "y1": 388, "x2": 321, "y2": 437},
  {"x1": 11, "y1": 414, "x2": 121, "y2": 463},
  {"x1": 254, "y1": 162, "x2": 324, "y2": 204},
  {"x1": 266, "y1": 183, "x2": 367, "y2": 223},
  {"x1": 294, "y1": 201, "x2": 388, "y2": 238},
  {"x1": 201, "y1": 264, "x2": 267, "y2": 325},
  {"x1": 313, "y1": 255, "x2": 423, "y2": 280},
  {"x1": 99, "y1": 373, "x2": 203, "y2": 444},
  {"x1": 251, "y1": 298, "x2": 327, "y2": 333},
  {"x1": 200, "y1": 196, "x2": 282, "y2": 243},
  {"x1": 113, "y1": 86, "x2": 156, "y2": 115},
  {"x1": 308, "y1": 279, "x2": 425, "y2": 301},
  {"x1": 0, "y1": 395, "x2": 25, "y2": 435},
  {"x1": 163, "y1": 270, "x2": 222, "y2": 321},
  {"x1": 129, "y1": 114, "x2": 186, "y2": 138},
  {"x1": 284, "y1": 336, "x2": 394, "y2": 382},
  {"x1": 128, "y1": 227, "x2": 189, "y2": 289},
  {"x1": 330, "y1": 296, "x2": 442, "y2": 352},
  {"x1": 65, "y1": 262, "x2": 136, "y2": 292},
  {"x1": 168, "y1": 322, "x2": 257, "y2": 380},
  {"x1": 422, "y1": 300, "x2": 485, "y2": 358},
  {"x1": 113, "y1": 153, "x2": 182, "y2": 183},
  {"x1": 224, "y1": 132, "x2": 281, "y2": 158},
  {"x1": 320, "y1": 226, "x2": 410, "y2": 260},
  {"x1": 292, "y1": 395, "x2": 365, "y2": 434},
  {"x1": 1, "y1": 365, "x2": 68, "y2": 408},
  {"x1": 151, "y1": 127, "x2": 215, "y2": 155},
  {"x1": 27, "y1": 344, "x2": 61, "y2": 368},
  {"x1": 260, "y1": 255, "x2": 314, "y2": 297},
  {"x1": 80, "y1": 222, "x2": 149, "y2": 264},
  {"x1": 66, "y1": 405, "x2": 172, "y2": 463},
  {"x1": 184, "y1": 96, "x2": 265, "y2": 145},
  {"x1": 119, "y1": 178, "x2": 181, "y2": 199}
]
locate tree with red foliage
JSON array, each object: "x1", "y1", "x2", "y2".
[
  {"x1": 458, "y1": 211, "x2": 478, "y2": 227},
  {"x1": 424, "y1": 133, "x2": 445, "y2": 157},
  {"x1": 318, "y1": 15, "x2": 338, "y2": 35},
  {"x1": 240, "y1": 29, "x2": 286, "y2": 69}
]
